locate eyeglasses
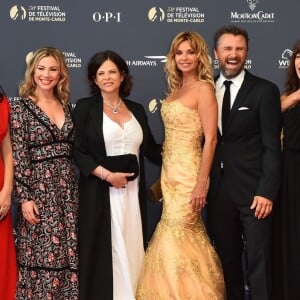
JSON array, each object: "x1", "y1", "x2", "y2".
[{"x1": 0, "y1": 85, "x2": 7, "y2": 102}]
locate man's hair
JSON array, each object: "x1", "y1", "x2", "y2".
[{"x1": 214, "y1": 25, "x2": 249, "y2": 50}]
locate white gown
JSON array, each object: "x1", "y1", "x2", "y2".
[{"x1": 103, "y1": 113, "x2": 144, "y2": 300}]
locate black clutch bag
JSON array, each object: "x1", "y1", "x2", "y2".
[{"x1": 100, "y1": 154, "x2": 139, "y2": 181}]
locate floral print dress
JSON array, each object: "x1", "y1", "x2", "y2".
[{"x1": 10, "y1": 99, "x2": 79, "y2": 300}]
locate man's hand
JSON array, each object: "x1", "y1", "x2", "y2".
[{"x1": 250, "y1": 196, "x2": 273, "y2": 219}]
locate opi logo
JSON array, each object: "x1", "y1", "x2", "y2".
[{"x1": 92, "y1": 11, "x2": 121, "y2": 23}]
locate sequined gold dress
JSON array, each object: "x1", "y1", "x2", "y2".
[{"x1": 136, "y1": 100, "x2": 225, "y2": 300}]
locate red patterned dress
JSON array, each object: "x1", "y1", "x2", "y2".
[
  {"x1": 0, "y1": 98, "x2": 17, "y2": 300},
  {"x1": 10, "y1": 98, "x2": 79, "y2": 299}
]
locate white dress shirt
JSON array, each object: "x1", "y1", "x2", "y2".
[{"x1": 215, "y1": 70, "x2": 245, "y2": 135}]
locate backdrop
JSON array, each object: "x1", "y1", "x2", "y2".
[{"x1": 1, "y1": 0, "x2": 298, "y2": 239}]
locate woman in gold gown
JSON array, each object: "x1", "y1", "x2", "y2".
[{"x1": 136, "y1": 32, "x2": 226, "y2": 299}]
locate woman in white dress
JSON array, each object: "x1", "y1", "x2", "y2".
[{"x1": 73, "y1": 50, "x2": 161, "y2": 300}]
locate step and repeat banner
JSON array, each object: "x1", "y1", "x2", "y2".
[{"x1": 0, "y1": 0, "x2": 298, "y2": 238}]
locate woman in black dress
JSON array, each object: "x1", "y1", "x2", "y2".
[
  {"x1": 274, "y1": 40, "x2": 300, "y2": 300},
  {"x1": 73, "y1": 50, "x2": 161, "y2": 300}
]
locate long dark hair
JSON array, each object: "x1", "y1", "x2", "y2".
[
  {"x1": 87, "y1": 50, "x2": 132, "y2": 97},
  {"x1": 284, "y1": 40, "x2": 300, "y2": 95}
]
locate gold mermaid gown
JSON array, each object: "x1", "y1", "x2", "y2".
[{"x1": 136, "y1": 101, "x2": 226, "y2": 300}]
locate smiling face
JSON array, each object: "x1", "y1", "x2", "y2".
[
  {"x1": 214, "y1": 33, "x2": 248, "y2": 79},
  {"x1": 33, "y1": 56, "x2": 60, "y2": 93},
  {"x1": 175, "y1": 40, "x2": 199, "y2": 75},
  {"x1": 94, "y1": 59, "x2": 124, "y2": 96}
]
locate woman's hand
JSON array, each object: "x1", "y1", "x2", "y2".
[
  {"x1": 21, "y1": 200, "x2": 40, "y2": 225},
  {"x1": 106, "y1": 172, "x2": 134, "y2": 189},
  {"x1": 190, "y1": 180, "x2": 208, "y2": 212},
  {"x1": 281, "y1": 88, "x2": 300, "y2": 111},
  {"x1": 0, "y1": 191, "x2": 11, "y2": 221}
]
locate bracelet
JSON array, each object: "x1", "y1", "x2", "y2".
[
  {"x1": 100, "y1": 166, "x2": 104, "y2": 180},
  {"x1": 104, "y1": 172, "x2": 111, "y2": 181}
]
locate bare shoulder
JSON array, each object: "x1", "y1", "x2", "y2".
[
  {"x1": 194, "y1": 81, "x2": 216, "y2": 104},
  {"x1": 194, "y1": 81, "x2": 214, "y2": 93}
]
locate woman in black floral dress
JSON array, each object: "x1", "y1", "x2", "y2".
[{"x1": 10, "y1": 47, "x2": 79, "y2": 299}]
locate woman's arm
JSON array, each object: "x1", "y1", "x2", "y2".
[
  {"x1": 73, "y1": 99, "x2": 103, "y2": 177},
  {"x1": 281, "y1": 89, "x2": 300, "y2": 112},
  {"x1": 10, "y1": 100, "x2": 40, "y2": 224},
  {"x1": 137, "y1": 104, "x2": 162, "y2": 165},
  {"x1": 10, "y1": 100, "x2": 35, "y2": 204},
  {"x1": 0, "y1": 127, "x2": 13, "y2": 220},
  {"x1": 73, "y1": 99, "x2": 135, "y2": 188},
  {"x1": 191, "y1": 82, "x2": 218, "y2": 211}
]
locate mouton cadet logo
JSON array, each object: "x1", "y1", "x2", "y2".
[{"x1": 230, "y1": 0, "x2": 275, "y2": 23}]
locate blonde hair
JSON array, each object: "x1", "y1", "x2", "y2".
[
  {"x1": 19, "y1": 47, "x2": 70, "y2": 106},
  {"x1": 165, "y1": 32, "x2": 214, "y2": 96}
]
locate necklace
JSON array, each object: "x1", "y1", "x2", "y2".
[{"x1": 103, "y1": 99, "x2": 122, "y2": 114}]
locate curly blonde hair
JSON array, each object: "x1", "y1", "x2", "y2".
[
  {"x1": 165, "y1": 32, "x2": 214, "y2": 96},
  {"x1": 19, "y1": 47, "x2": 70, "y2": 106}
]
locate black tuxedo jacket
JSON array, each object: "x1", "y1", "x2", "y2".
[{"x1": 209, "y1": 70, "x2": 281, "y2": 205}]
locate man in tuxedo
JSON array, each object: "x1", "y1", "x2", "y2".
[{"x1": 207, "y1": 25, "x2": 281, "y2": 300}]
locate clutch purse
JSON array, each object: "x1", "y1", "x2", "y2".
[
  {"x1": 100, "y1": 154, "x2": 139, "y2": 181},
  {"x1": 150, "y1": 178, "x2": 163, "y2": 202}
]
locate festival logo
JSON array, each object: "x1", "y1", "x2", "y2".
[
  {"x1": 10, "y1": 5, "x2": 66, "y2": 22},
  {"x1": 148, "y1": 6, "x2": 205, "y2": 24},
  {"x1": 10, "y1": 5, "x2": 26, "y2": 20},
  {"x1": 278, "y1": 49, "x2": 293, "y2": 69},
  {"x1": 25, "y1": 52, "x2": 34, "y2": 65},
  {"x1": 63, "y1": 52, "x2": 82, "y2": 68},
  {"x1": 148, "y1": 7, "x2": 165, "y2": 22},
  {"x1": 148, "y1": 98, "x2": 164, "y2": 113},
  {"x1": 230, "y1": 0, "x2": 275, "y2": 23},
  {"x1": 26, "y1": 51, "x2": 82, "y2": 69}
]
